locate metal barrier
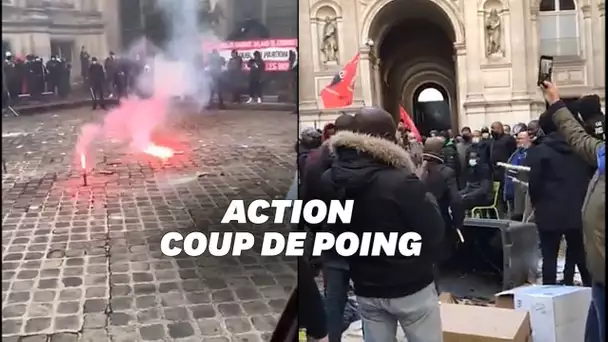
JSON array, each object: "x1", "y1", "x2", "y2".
[
  {"x1": 461, "y1": 218, "x2": 539, "y2": 290},
  {"x1": 497, "y1": 162, "x2": 534, "y2": 223}
]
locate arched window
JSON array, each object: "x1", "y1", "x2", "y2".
[
  {"x1": 539, "y1": 0, "x2": 579, "y2": 57},
  {"x1": 417, "y1": 88, "x2": 445, "y2": 103}
]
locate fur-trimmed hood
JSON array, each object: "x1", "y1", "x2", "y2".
[
  {"x1": 319, "y1": 131, "x2": 417, "y2": 199},
  {"x1": 328, "y1": 131, "x2": 416, "y2": 172}
]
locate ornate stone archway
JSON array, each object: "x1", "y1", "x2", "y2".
[
  {"x1": 358, "y1": 0, "x2": 466, "y2": 129},
  {"x1": 360, "y1": 0, "x2": 465, "y2": 49}
]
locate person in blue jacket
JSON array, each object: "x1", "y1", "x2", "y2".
[{"x1": 503, "y1": 129, "x2": 532, "y2": 220}]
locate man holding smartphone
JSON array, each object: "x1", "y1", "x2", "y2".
[{"x1": 540, "y1": 81, "x2": 605, "y2": 342}]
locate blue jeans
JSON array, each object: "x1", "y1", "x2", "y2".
[
  {"x1": 585, "y1": 283, "x2": 605, "y2": 342},
  {"x1": 323, "y1": 258, "x2": 350, "y2": 342}
]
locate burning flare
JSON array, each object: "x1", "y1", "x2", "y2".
[
  {"x1": 143, "y1": 143, "x2": 175, "y2": 159},
  {"x1": 80, "y1": 153, "x2": 87, "y2": 169}
]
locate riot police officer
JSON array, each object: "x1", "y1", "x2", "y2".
[
  {"x1": 207, "y1": 49, "x2": 226, "y2": 109},
  {"x1": 114, "y1": 57, "x2": 128, "y2": 101},
  {"x1": 104, "y1": 51, "x2": 117, "y2": 97},
  {"x1": 46, "y1": 56, "x2": 61, "y2": 95},
  {"x1": 88, "y1": 57, "x2": 106, "y2": 110},
  {"x1": 57, "y1": 58, "x2": 71, "y2": 99},
  {"x1": 3, "y1": 52, "x2": 20, "y2": 103}
]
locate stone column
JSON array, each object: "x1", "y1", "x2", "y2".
[
  {"x1": 261, "y1": 0, "x2": 267, "y2": 26},
  {"x1": 529, "y1": 7, "x2": 544, "y2": 103},
  {"x1": 454, "y1": 42, "x2": 468, "y2": 127},
  {"x1": 464, "y1": 6, "x2": 483, "y2": 101},
  {"x1": 101, "y1": 0, "x2": 121, "y2": 53},
  {"x1": 372, "y1": 57, "x2": 382, "y2": 107},
  {"x1": 358, "y1": 46, "x2": 373, "y2": 106},
  {"x1": 595, "y1": 2, "x2": 605, "y2": 91},
  {"x1": 580, "y1": 4, "x2": 595, "y2": 90},
  {"x1": 298, "y1": 0, "x2": 317, "y2": 110},
  {"x1": 509, "y1": 2, "x2": 528, "y2": 97}
]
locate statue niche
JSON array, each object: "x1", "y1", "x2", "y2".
[
  {"x1": 484, "y1": 6, "x2": 504, "y2": 58},
  {"x1": 320, "y1": 16, "x2": 339, "y2": 64},
  {"x1": 315, "y1": 5, "x2": 340, "y2": 66},
  {"x1": 199, "y1": 0, "x2": 224, "y2": 33}
]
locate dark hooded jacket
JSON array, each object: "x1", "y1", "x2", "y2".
[
  {"x1": 297, "y1": 129, "x2": 323, "y2": 175},
  {"x1": 460, "y1": 148, "x2": 493, "y2": 204},
  {"x1": 548, "y1": 101, "x2": 605, "y2": 285},
  {"x1": 442, "y1": 138, "x2": 462, "y2": 181},
  {"x1": 300, "y1": 141, "x2": 349, "y2": 267},
  {"x1": 422, "y1": 152, "x2": 465, "y2": 263},
  {"x1": 318, "y1": 131, "x2": 445, "y2": 298},
  {"x1": 422, "y1": 153, "x2": 465, "y2": 231},
  {"x1": 476, "y1": 138, "x2": 493, "y2": 167},
  {"x1": 524, "y1": 132, "x2": 594, "y2": 232},
  {"x1": 490, "y1": 133, "x2": 517, "y2": 180},
  {"x1": 298, "y1": 144, "x2": 317, "y2": 176}
]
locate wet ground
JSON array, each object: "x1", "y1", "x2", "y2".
[{"x1": 2, "y1": 107, "x2": 297, "y2": 341}]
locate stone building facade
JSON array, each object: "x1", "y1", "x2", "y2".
[
  {"x1": 3, "y1": 0, "x2": 295, "y2": 81},
  {"x1": 2, "y1": 0, "x2": 120, "y2": 78},
  {"x1": 299, "y1": 0, "x2": 606, "y2": 131}
]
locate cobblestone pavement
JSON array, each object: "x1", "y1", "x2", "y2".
[{"x1": 2, "y1": 108, "x2": 297, "y2": 341}]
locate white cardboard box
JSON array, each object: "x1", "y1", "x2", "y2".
[{"x1": 496, "y1": 285, "x2": 591, "y2": 342}]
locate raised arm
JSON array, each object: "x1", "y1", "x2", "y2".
[{"x1": 542, "y1": 82, "x2": 603, "y2": 167}]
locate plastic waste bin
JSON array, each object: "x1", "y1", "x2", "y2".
[{"x1": 462, "y1": 218, "x2": 539, "y2": 290}]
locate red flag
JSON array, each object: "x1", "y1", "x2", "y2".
[
  {"x1": 399, "y1": 106, "x2": 422, "y2": 142},
  {"x1": 320, "y1": 53, "x2": 360, "y2": 109}
]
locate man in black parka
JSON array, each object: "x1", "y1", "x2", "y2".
[{"x1": 525, "y1": 112, "x2": 593, "y2": 286}]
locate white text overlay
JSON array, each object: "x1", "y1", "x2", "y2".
[
  {"x1": 220, "y1": 200, "x2": 354, "y2": 224},
  {"x1": 160, "y1": 232, "x2": 422, "y2": 257}
]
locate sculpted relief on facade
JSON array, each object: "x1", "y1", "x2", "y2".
[
  {"x1": 200, "y1": 0, "x2": 225, "y2": 34},
  {"x1": 320, "y1": 16, "x2": 339, "y2": 64},
  {"x1": 300, "y1": 0, "x2": 605, "y2": 128},
  {"x1": 484, "y1": 8, "x2": 504, "y2": 57}
]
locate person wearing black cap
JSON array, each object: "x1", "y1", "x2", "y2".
[
  {"x1": 540, "y1": 81, "x2": 605, "y2": 342},
  {"x1": 104, "y1": 52, "x2": 117, "y2": 98},
  {"x1": 226, "y1": 50, "x2": 243, "y2": 103},
  {"x1": 318, "y1": 107, "x2": 445, "y2": 342},
  {"x1": 80, "y1": 46, "x2": 90, "y2": 83},
  {"x1": 439, "y1": 130, "x2": 462, "y2": 186},
  {"x1": 459, "y1": 147, "x2": 494, "y2": 211},
  {"x1": 473, "y1": 126, "x2": 493, "y2": 167},
  {"x1": 421, "y1": 137, "x2": 465, "y2": 288},
  {"x1": 575, "y1": 94, "x2": 605, "y2": 141},
  {"x1": 88, "y1": 57, "x2": 107, "y2": 110},
  {"x1": 246, "y1": 51, "x2": 265, "y2": 104},
  {"x1": 297, "y1": 127, "x2": 323, "y2": 175},
  {"x1": 300, "y1": 113, "x2": 355, "y2": 342},
  {"x1": 524, "y1": 104, "x2": 593, "y2": 287}
]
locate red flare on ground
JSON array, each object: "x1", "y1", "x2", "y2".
[
  {"x1": 143, "y1": 144, "x2": 175, "y2": 159},
  {"x1": 80, "y1": 153, "x2": 87, "y2": 169}
]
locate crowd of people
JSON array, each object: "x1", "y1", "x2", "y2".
[
  {"x1": 79, "y1": 46, "x2": 298, "y2": 110},
  {"x1": 294, "y1": 82, "x2": 605, "y2": 342},
  {"x1": 79, "y1": 46, "x2": 153, "y2": 109},
  {"x1": 2, "y1": 51, "x2": 73, "y2": 104},
  {"x1": 4, "y1": 45, "x2": 298, "y2": 111}
]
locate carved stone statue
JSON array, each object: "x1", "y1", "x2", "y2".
[
  {"x1": 320, "y1": 16, "x2": 339, "y2": 63},
  {"x1": 200, "y1": 0, "x2": 224, "y2": 31},
  {"x1": 485, "y1": 9, "x2": 503, "y2": 57}
]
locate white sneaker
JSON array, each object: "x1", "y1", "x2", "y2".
[
  {"x1": 256, "y1": 97, "x2": 262, "y2": 104},
  {"x1": 245, "y1": 98, "x2": 253, "y2": 104}
]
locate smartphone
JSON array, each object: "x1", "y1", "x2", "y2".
[{"x1": 538, "y1": 55, "x2": 554, "y2": 86}]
